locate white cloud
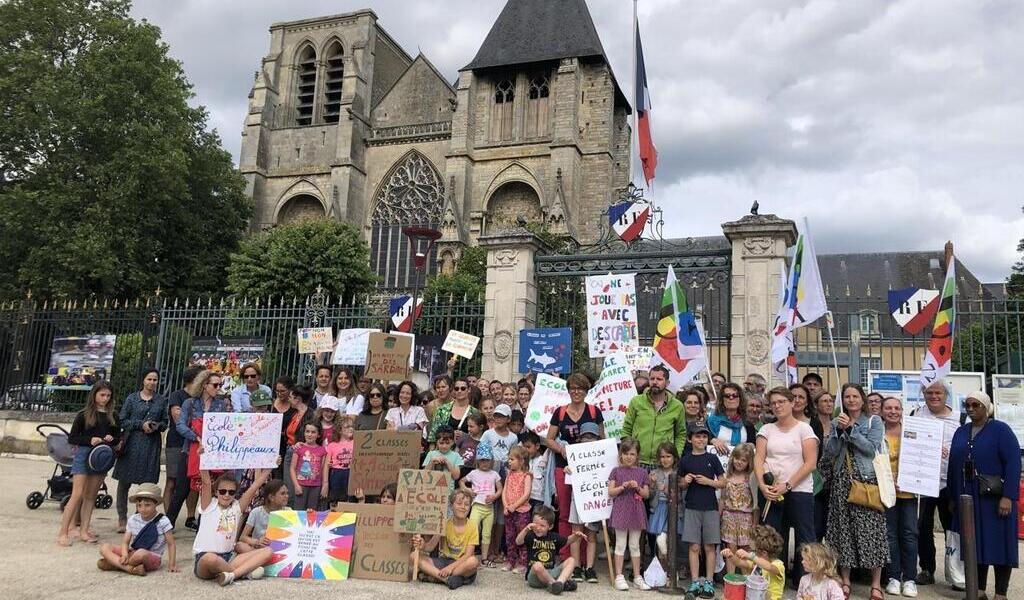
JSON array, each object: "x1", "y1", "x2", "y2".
[{"x1": 130, "y1": 0, "x2": 1024, "y2": 281}]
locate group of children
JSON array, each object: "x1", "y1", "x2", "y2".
[{"x1": 94, "y1": 402, "x2": 849, "y2": 600}]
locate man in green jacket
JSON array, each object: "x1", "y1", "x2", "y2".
[{"x1": 621, "y1": 365, "x2": 687, "y2": 468}]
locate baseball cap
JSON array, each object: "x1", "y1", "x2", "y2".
[
  {"x1": 579, "y1": 422, "x2": 601, "y2": 438},
  {"x1": 688, "y1": 420, "x2": 711, "y2": 438},
  {"x1": 493, "y1": 404, "x2": 512, "y2": 418},
  {"x1": 250, "y1": 389, "x2": 272, "y2": 408},
  {"x1": 318, "y1": 395, "x2": 340, "y2": 412}
]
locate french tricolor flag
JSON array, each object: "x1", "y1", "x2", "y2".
[
  {"x1": 635, "y1": 20, "x2": 657, "y2": 186},
  {"x1": 389, "y1": 295, "x2": 423, "y2": 333}
]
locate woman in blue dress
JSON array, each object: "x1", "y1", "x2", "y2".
[
  {"x1": 947, "y1": 390, "x2": 1020, "y2": 600},
  {"x1": 112, "y1": 368, "x2": 167, "y2": 531}
]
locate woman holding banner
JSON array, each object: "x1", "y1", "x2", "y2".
[
  {"x1": 113, "y1": 369, "x2": 167, "y2": 532},
  {"x1": 546, "y1": 372, "x2": 604, "y2": 568}
]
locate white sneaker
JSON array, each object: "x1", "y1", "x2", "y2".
[
  {"x1": 901, "y1": 581, "x2": 918, "y2": 597},
  {"x1": 886, "y1": 578, "x2": 901, "y2": 595},
  {"x1": 217, "y1": 571, "x2": 235, "y2": 586},
  {"x1": 656, "y1": 533, "x2": 667, "y2": 555},
  {"x1": 246, "y1": 566, "x2": 265, "y2": 580},
  {"x1": 633, "y1": 576, "x2": 651, "y2": 591},
  {"x1": 614, "y1": 574, "x2": 629, "y2": 591}
]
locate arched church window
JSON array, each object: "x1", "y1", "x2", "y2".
[
  {"x1": 322, "y1": 42, "x2": 344, "y2": 124},
  {"x1": 295, "y1": 44, "x2": 317, "y2": 126},
  {"x1": 370, "y1": 152, "x2": 445, "y2": 289},
  {"x1": 490, "y1": 79, "x2": 515, "y2": 141},
  {"x1": 526, "y1": 73, "x2": 550, "y2": 137}
]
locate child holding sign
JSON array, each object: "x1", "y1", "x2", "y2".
[
  {"x1": 410, "y1": 488, "x2": 480, "y2": 589},
  {"x1": 193, "y1": 467, "x2": 272, "y2": 585}
]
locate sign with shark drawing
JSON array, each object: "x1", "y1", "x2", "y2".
[{"x1": 518, "y1": 328, "x2": 572, "y2": 374}]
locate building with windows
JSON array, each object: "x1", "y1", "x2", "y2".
[{"x1": 238, "y1": 0, "x2": 631, "y2": 289}]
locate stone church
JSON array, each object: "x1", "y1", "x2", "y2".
[{"x1": 238, "y1": 0, "x2": 631, "y2": 289}]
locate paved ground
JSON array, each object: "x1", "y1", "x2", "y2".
[{"x1": 0, "y1": 456, "x2": 1015, "y2": 599}]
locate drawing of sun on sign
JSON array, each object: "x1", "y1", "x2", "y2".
[{"x1": 264, "y1": 510, "x2": 355, "y2": 580}]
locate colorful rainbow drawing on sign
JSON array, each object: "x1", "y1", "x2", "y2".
[{"x1": 264, "y1": 510, "x2": 355, "y2": 580}]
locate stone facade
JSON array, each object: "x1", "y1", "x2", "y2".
[{"x1": 239, "y1": 5, "x2": 630, "y2": 288}]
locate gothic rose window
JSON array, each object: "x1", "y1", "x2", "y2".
[{"x1": 371, "y1": 152, "x2": 444, "y2": 289}]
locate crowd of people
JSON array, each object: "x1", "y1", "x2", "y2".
[{"x1": 54, "y1": 362, "x2": 1020, "y2": 600}]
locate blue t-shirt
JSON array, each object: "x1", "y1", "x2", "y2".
[{"x1": 678, "y1": 451, "x2": 724, "y2": 511}]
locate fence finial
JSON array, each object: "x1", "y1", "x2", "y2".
[{"x1": 865, "y1": 284, "x2": 872, "y2": 297}]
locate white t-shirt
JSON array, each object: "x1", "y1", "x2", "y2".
[
  {"x1": 127, "y1": 512, "x2": 173, "y2": 555},
  {"x1": 757, "y1": 420, "x2": 818, "y2": 493},
  {"x1": 340, "y1": 394, "x2": 364, "y2": 416},
  {"x1": 529, "y1": 450, "x2": 550, "y2": 501},
  {"x1": 480, "y1": 429, "x2": 519, "y2": 467},
  {"x1": 385, "y1": 405, "x2": 428, "y2": 430},
  {"x1": 193, "y1": 500, "x2": 242, "y2": 554}
]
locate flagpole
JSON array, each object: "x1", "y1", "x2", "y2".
[{"x1": 824, "y1": 311, "x2": 842, "y2": 396}]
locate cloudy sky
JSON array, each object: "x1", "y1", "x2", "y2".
[{"x1": 131, "y1": 0, "x2": 1024, "y2": 282}]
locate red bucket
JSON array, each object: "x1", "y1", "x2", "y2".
[{"x1": 723, "y1": 573, "x2": 747, "y2": 600}]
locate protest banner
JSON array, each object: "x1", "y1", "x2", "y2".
[
  {"x1": 394, "y1": 469, "x2": 450, "y2": 535},
  {"x1": 364, "y1": 332, "x2": 412, "y2": 381},
  {"x1": 586, "y1": 353, "x2": 637, "y2": 439},
  {"x1": 336, "y1": 503, "x2": 410, "y2": 582},
  {"x1": 349, "y1": 430, "x2": 422, "y2": 495},
  {"x1": 442, "y1": 329, "x2": 480, "y2": 359},
  {"x1": 585, "y1": 273, "x2": 639, "y2": 357},
  {"x1": 524, "y1": 373, "x2": 571, "y2": 436},
  {"x1": 199, "y1": 412, "x2": 282, "y2": 470},
  {"x1": 566, "y1": 438, "x2": 618, "y2": 522},
  {"x1": 298, "y1": 327, "x2": 334, "y2": 354},
  {"x1": 623, "y1": 346, "x2": 653, "y2": 372},
  {"x1": 331, "y1": 328, "x2": 380, "y2": 365},
  {"x1": 519, "y1": 328, "x2": 572, "y2": 373},
  {"x1": 264, "y1": 510, "x2": 355, "y2": 580},
  {"x1": 868, "y1": 369, "x2": 985, "y2": 415},
  {"x1": 897, "y1": 415, "x2": 945, "y2": 498}
]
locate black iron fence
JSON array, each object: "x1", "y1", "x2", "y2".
[{"x1": 0, "y1": 292, "x2": 483, "y2": 412}]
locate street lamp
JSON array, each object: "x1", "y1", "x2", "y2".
[{"x1": 401, "y1": 226, "x2": 442, "y2": 334}]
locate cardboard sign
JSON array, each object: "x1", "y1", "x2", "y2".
[
  {"x1": 331, "y1": 328, "x2": 380, "y2": 365},
  {"x1": 364, "y1": 332, "x2": 412, "y2": 381},
  {"x1": 585, "y1": 273, "x2": 639, "y2": 357},
  {"x1": 519, "y1": 328, "x2": 572, "y2": 374},
  {"x1": 199, "y1": 412, "x2": 282, "y2": 470},
  {"x1": 586, "y1": 353, "x2": 637, "y2": 439},
  {"x1": 336, "y1": 503, "x2": 410, "y2": 582},
  {"x1": 298, "y1": 327, "x2": 334, "y2": 354},
  {"x1": 566, "y1": 438, "x2": 619, "y2": 522},
  {"x1": 524, "y1": 373, "x2": 571, "y2": 436},
  {"x1": 349, "y1": 430, "x2": 422, "y2": 496},
  {"x1": 442, "y1": 329, "x2": 480, "y2": 359},
  {"x1": 264, "y1": 510, "x2": 355, "y2": 580},
  {"x1": 393, "y1": 469, "x2": 450, "y2": 535}
]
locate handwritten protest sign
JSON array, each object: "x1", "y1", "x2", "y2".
[
  {"x1": 566, "y1": 438, "x2": 619, "y2": 522},
  {"x1": 199, "y1": 412, "x2": 282, "y2": 470},
  {"x1": 519, "y1": 328, "x2": 572, "y2": 373},
  {"x1": 349, "y1": 430, "x2": 422, "y2": 495},
  {"x1": 336, "y1": 503, "x2": 410, "y2": 582},
  {"x1": 623, "y1": 346, "x2": 653, "y2": 372},
  {"x1": 365, "y1": 332, "x2": 412, "y2": 381},
  {"x1": 264, "y1": 510, "x2": 355, "y2": 580},
  {"x1": 331, "y1": 328, "x2": 380, "y2": 365},
  {"x1": 442, "y1": 329, "x2": 480, "y2": 359},
  {"x1": 586, "y1": 353, "x2": 637, "y2": 439},
  {"x1": 298, "y1": 327, "x2": 334, "y2": 354},
  {"x1": 585, "y1": 274, "x2": 639, "y2": 357},
  {"x1": 524, "y1": 373, "x2": 571, "y2": 436},
  {"x1": 394, "y1": 469, "x2": 450, "y2": 535}
]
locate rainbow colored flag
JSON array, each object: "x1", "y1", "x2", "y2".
[
  {"x1": 651, "y1": 267, "x2": 706, "y2": 391},
  {"x1": 920, "y1": 256, "x2": 956, "y2": 387}
]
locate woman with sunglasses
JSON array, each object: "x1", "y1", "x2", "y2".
[
  {"x1": 707, "y1": 382, "x2": 756, "y2": 456},
  {"x1": 230, "y1": 363, "x2": 272, "y2": 413},
  {"x1": 947, "y1": 391, "x2": 1020, "y2": 600},
  {"x1": 355, "y1": 383, "x2": 389, "y2": 431},
  {"x1": 428, "y1": 377, "x2": 478, "y2": 445}
]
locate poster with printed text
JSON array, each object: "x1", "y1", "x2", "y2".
[
  {"x1": 199, "y1": 412, "x2": 282, "y2": 470},
  {"x1": 298, "y1": 327, "x2": 334, "y2": 354},
  {"x1": 393, "y1": 469, "x2": 449, "y2": 535},
  {"x1": 566, "y1": 438, "x2": 619, "y2": 523},
  {"x1": 993, "y1": 374, "x2": 1024, "y2": 446},
  {"x1": 524, "y1": 373, "x2": 571, "y2": 436},
  {"x1": 265, "y1": 510, "x2": 355, "y2": 580},
  {"x1": 585, "y1": 273, "x2": 639, "y2": 358},
  {"x1": 331, "y1": 328, "x2": 380, "y2": 365}
]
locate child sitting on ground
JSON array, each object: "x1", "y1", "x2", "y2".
[
  {"x1": 516, "y1": 505, "x2": 583, "y2": 595},
  {"x1": 409, "y1": 488, "x2": 481, "y2": 589},
  {"x1": 796, "y1": 543, "x2": 845, "y2": 600},
  {"x1": 721, "y1": 525, "x2": 786, "y2": 600},
  {"x1": 98, "y1": 483, "x2": 176, "y2": 575},
  {"x1": 193, "y1": 467, "x2": 273, "y2": 585},
  {"x1": 236, "y1": 479, "x2": 288, "y2": 554},
  {"x1": 460, "y1": 441, "x2": 503, "y2": 567}
]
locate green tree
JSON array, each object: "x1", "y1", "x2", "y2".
[
  {"x1": 1008, "y1": 204, "x2": 1024, "y2": 299},
  {"x1": 0, "y1": 0, "x2": 250, "y2": 300},
  {"x1": 226, "y1": 220, "x2": 376, "y2": 301}
]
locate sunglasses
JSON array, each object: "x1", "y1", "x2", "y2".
[
  {"x1": 369, "y1": 393, "x2": 383, "y2": 398},
  {"x1": 216, "y1": 488, "x2": 236, "y2": 496},
  {"x1": 723, "y1": 393, "x2": 740, "y2": 399},
  {"x1": 208, "y1": 381, "x2": 222, "y2": 388},
  {"x1": 243, "y1": 373, "x2": 258, "y2": 379},
  {"x1": 454, "y1": 386, "x2": 468, "y2": 391}
]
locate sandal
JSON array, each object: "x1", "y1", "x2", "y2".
[
  {"x1": 869, "y1": 586, "x2": 883, "y2": 600},
  {"x1": 482, "y1": 559, "x2": 498, "y2": 568}
]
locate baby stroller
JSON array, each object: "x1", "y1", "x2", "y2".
[{"x1": 25, "y1": 424, "x2": 113, "y2": 511}]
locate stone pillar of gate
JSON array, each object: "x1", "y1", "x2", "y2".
[
  {"x1": 721, "y1": 214, "x2": 797, "y2": 383},
  {"x1": 478, "y1": 229, "x2": 547, "y2": 382}
]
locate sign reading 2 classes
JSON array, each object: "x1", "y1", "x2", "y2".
[
  {"x1": 585, "y1": 274, "x2": 639, "y2": 358},
  {"x1": 519, "y1": 328, "x2": 572, "y2": 373}
]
